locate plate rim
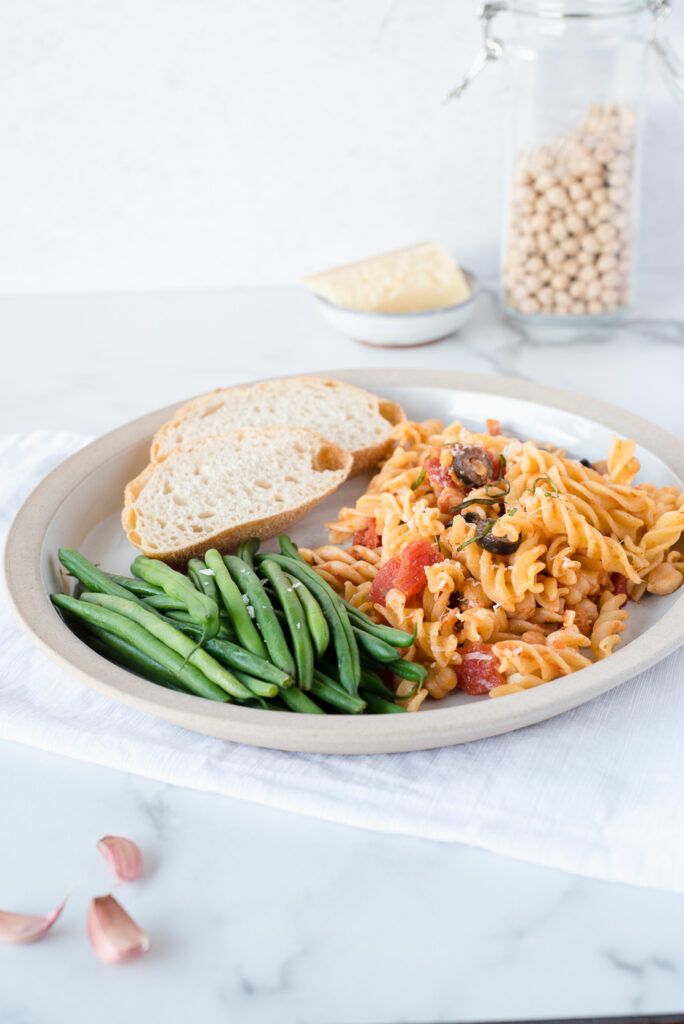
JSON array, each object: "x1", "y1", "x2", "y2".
[{"x1": 4, "y1": 368, "x2": 684, "y2": 754}]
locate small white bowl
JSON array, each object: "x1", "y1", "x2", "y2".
[{"x1": 313, "y1": 269, "x2": 480, "y2": 347}]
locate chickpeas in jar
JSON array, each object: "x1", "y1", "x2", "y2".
[{"x1": 503, "y1": 103, "x2": 636, "y2": 319}]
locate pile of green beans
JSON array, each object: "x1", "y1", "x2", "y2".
[{"x1": 52, "y1": 536, "x2": 428, "y2": 715}]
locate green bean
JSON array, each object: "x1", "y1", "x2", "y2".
[
  {"x1": 352, "y1": 626, "x2": 398, "y2": 664},
  {"x1": 230, "y1": 668, "x2": 278, "y2": 700},
  {"x1": 79, "y1": 592, "x2": 252, "y2": 699},
  {"x1": 224, "y1": 556, "x2": 296, "y2": 677},
  {"x1": 187, "y1": 558, "x2": 220, "y2": 603},
  {"x1": 204, "y1": 549, "x2": 268, "y2": 659},
  {"x1": 131, "y1": 556, "x2": 219, "y2": 641},
  {"x1": 164, "y1": 611, "x2": 236, "y2": 640},
  {"x1": 360, "y1": 692, "x2": 406, "y2": 714},
  {"x1": 279, "y1": 687, "x2": 326, "y2": 714},
  {"x1": 167, "y1": 627, "x2": 294, "y2": 688},
  {"x1": 278, "y1": 535, "x2": 301, "y2": 561},
  {"x1": 311, "y1": 670, "x2": 366, "y2": 714},
  {"x1": 359, "y1": 667, "x2": 396, "y2": 700},
  {"x1": 58, "y1": 549, "x2": 143, "y2": 603},
  {"x1": 107, "y1": 574, "x2": 163, "y2": 598},
  {"x1": 143, "y1": 593, "x2": 188, "y2": 612},
  {"x1": 344, "y1": 602, "x2": 417, "y2": 648},
  {"x1": 51, "y1": 594, "x2": 228, "y2": 702},
  {"x1": 285, "y1": 573, "x2": 330, "y2": 657},
  {"x1": 278, "y1": 539, "x2": 361, "y2": 684},
  {"x1": 383, "y1": 658, "x2": 428, "y2": 683},
  {"x1": 237, "y1": 538, "x2": 261, "y2": 571},
  {"x1": 87, "y1": 629, "x2": 189, "y2": 693},
  {"x1": 259, "y1": 553, "x2": 360, "y2": 696},
  {"x1": 259, "y1": 560, "x2": 313, "y2": 690}
]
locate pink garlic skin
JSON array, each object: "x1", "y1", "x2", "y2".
[
  {"x1": 0, "y1": 898, "x2": 67, "y2": 945},
  {"x1": 97, "y1": 835, "x2": 143, "y2": 882},
  {"x1": 87, "y1": 895, "x2": 150, "y2": 964}
]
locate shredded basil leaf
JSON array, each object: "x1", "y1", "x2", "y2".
[
  {"x1": 457, "y1": 519, "x2": 495, "y2": 552},
  {"x1": 485, "y1": 479, "x2": 511, "y2": 499},
  {"x1": 411, "y1": 466, "x2": 426, "y2": 491},
  {"x1": 450, "y1": 495, "x2": 500, "y2": 514},
  {"x1": 531, "y1": 476, "x2": 559, "y2": 495}
]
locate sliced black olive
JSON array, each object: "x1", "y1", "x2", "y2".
[
  {"x1": 464, "y1": 510, "x2": 485, "y2": 524},
  {"x1": 452, "y1": 444, "x2": 495, "y2": 487},
  {"x1": 579, "y1": 458, "x2": 592, "y2": 468},
  {"x1": 477, "y1": 519, "x2": 522, "y2": 555}
]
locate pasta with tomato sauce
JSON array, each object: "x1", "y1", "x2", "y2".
[{"x1": 300, "y1": 418, "x2": 684, "y2": 710}]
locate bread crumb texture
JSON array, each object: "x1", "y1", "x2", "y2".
[
  {"x1": 151, "y1": 377, "x2": 403, "y2": 462},
  {"x1": 126, "y1": 428, "x2": 351, "y2": 554}
]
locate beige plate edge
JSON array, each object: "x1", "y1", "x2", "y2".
[{"x1": 4, "y1": 368, "x2": 684, "y2": 755}]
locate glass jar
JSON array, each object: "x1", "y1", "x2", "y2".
[{"x1": 452, "y1": 0, "x2": 684, "y2": 328}]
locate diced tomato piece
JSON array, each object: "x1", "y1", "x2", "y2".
[
  {"x1": 487, "y1": 450, "x2": 502, "y2": 480},
  {"x1": 370, "y1": 539, "x2": 443, "y2": 606},
  {"x1": 456, "y1": 642, "x2": 505, "y2": 695},
  {"x1": 352, "y1": 517, "x2": 379, "y2": 549},
  {"x1": 370, "y1": 555, "x2": 401, "y2": 606},
  {"x1": 611, "y1": 573, "x2": 628, "y2": 596},
  {"x1": 393, "y1": 538, "x2": 444, "y2": 596},
  {"x1": 424, "y1": 455, "x2": 454, "y2": 491}
]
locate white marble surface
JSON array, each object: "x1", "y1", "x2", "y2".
[{"x1": 1, "y1": 279, "x2": 684, "y2": 1022}]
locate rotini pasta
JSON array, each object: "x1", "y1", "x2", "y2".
[{"x1": 309, "y1": 417, "x2": 684, "y2": 710}]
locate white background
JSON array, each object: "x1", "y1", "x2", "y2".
[{"x1": 2, "y1": 0, "x2": 683, "y2": 295}]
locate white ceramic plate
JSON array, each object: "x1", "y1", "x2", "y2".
[
  {"x1": 314, "y1": 270, "x2": 480, "y2": 347},
  {"x1": 5, "y1": 369, "x2": 684, "y2": 754}
]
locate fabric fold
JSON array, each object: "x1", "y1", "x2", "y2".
[{"x1": 2, "y1": 432, "x2": 683, "y2": 893}]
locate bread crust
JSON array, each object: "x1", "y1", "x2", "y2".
[
  {"x1": 123, "y1": 430, "x2": 353, "y2": 569},
  {"x1": 149, "y1": 378, "x2": 405, "y2": 476}
]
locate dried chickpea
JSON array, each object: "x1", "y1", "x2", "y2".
[
  {"x1": 561, "y1": 236, "x2": 580, "y2": 256},
  {"x1": 595, "y1": 222, "x2": 617, "y2": 244},
  {"x1": 568, "y1": 181, "x2": 587, "y2": 201},
  {"x1": 578, "y1": 264, "x2": 598, "y2": 283},
  {"x1": 550, "y1": 272, "x2": 570, "y2": 291},
  {"x1": 547, "y1": 185, "x2": 569, "y2": 208},
  {"x1": 530, "y1": 213, "x2": 550, "y2": 233}
]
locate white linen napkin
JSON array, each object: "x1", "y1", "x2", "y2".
[{"x1": 2, "y1": 432, "x2": 684, "y2": 893}]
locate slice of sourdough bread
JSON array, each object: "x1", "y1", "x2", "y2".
[
  {"x1": 123, "y1": 428, "x2": 353, "y2": 567},
  {"x1": 150, "y1": 377, "x2": 404, "y2": 475}
]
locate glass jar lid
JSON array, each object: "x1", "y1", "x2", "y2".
[{"x1": 511, "y1": 0, "x2": 651, "y2": 16}]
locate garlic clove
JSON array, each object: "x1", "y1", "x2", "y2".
[
  {"x1": 97, "y1": 835, "x2": 143, "y2": 882},
  {"x1": 87, "y1": 895, "x2": 150, "y2": 964},
  {"x1": 0, "y1": 898, "x2": 67, "y2": 945}
]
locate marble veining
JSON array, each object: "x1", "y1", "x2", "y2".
[{"x1": 1, "y1": 279, "x2": 684, "y2": 1023}]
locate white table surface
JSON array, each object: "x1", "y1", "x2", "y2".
[{"x1": 1, "y1": 277, "x2": 684, "y2": 1023}]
